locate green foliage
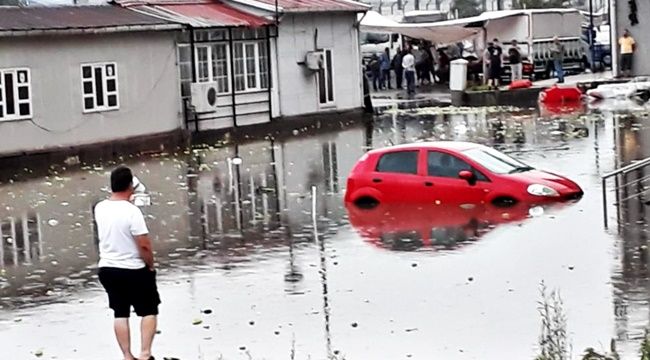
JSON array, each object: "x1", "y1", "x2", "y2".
[
  {"x1": 452, "y1": 0, "x2": 482, "y2": 18},
  {"x1": 641, "y1": 329, "x2": 650, "y2": 360},
  {"x1": 536, "y1": 281, "x2": 570, "y2": 360},
  {"x1": 512, "y1": 0, "x2": 566, "y2": 9}
]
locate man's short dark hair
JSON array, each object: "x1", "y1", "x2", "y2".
[{"x1": 111, "y1": 166, "x2": 133, "y2": 192}]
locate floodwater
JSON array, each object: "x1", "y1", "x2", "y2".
[{"x1": 1, "y1": 103, "x2": 650, "y2": 360}]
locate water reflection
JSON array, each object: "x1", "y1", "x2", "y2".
[
  {"x1": 609, "y1": 111, "x2": 650, "y2": 351},
  {"x1": 348, "y1": 202, "x2": 542, "y2": 252},
  {"x1": 0, "y1": 105, "x2": 631, "y2": 359}
]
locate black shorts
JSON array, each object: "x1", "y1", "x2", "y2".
[
  {"x1": 98, "y1": 267, "x2": 161, "y2": 318},
  {"x1": 621, "y1": 53, "x2": 633, "y2": 71}
]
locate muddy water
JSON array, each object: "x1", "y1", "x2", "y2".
[{"x1": 0, "y1": 105, "x2": 649, "y2": 360}]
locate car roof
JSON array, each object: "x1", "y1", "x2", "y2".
[{"x1": 368, "y1": 141, "x2": 484, "y2": 155}]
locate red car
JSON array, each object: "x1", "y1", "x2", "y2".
[{"x1": 344, "y1": 142, "x2": 583, "y2": 207}]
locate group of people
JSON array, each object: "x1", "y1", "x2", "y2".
[
  {"x1": 367, "y1": 42, "x2": 461, "y2": 95},
  {"x1": 484, "y1": 37, "x2": 567, "y2": 88}
]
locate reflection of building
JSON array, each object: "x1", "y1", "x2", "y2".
[
  {"x1": 0, "y1": 213, "x2": 41, "y2": 267},
  {"x1": 609, "y1": 112, "x2": 650, "y2": 353},
  {"x1": 371, "y1": 109, "x2": 587, "y2": 150}
]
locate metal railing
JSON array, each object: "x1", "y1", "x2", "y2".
[{"x1": 602, "y1": 156, "x2": 650, "y2": 228}]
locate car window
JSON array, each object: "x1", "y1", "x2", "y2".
[
  {"x1": 428, "y1": 151, "x2": 489, "y2": 181},
  {"x1": 462, "y1": 147, "x2": 530, "y2": 174},
  {"x1": 376, "y1": 151, "x2": 419, "y2": 174}
]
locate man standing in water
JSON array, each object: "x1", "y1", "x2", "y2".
[{"x1": 96, "y1": 166, "x2": 159, "y2": 360}]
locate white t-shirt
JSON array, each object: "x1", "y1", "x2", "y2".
[
  {"x1": 95, "y1": 199, "x2": 149, "y2": 269},
  {"x1": 402, "y1": 53, "x2": 415, "y2": 72}
]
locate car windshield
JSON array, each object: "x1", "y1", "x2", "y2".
[{"x1": 462, "y1": 147, "x2": 533, "y2": 174}]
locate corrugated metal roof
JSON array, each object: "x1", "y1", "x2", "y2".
[
  {"x1": 126, "y1": 1, "x2": 271, "y2": 27},
  {"x1": 0, "y1": 5, "x2": 176, "y2": 32},
  {"x1": 247, "y1": 0, "x2": 369, "y2": 13}
]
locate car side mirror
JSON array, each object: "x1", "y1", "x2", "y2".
[{"x1": 458, "y1": 170, "x2": 477, "y2": 186}]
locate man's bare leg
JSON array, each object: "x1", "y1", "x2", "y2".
[
  {"x1": 114, "y1": 318, "x2": 136, "y2": 360},
  {"x1": 139, "y1": 315, "x2": 157, "y2": 360}
]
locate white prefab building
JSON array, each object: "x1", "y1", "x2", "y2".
[
  {"x1": 0, "y1": 6, "x2": 183, "y2": 157},
  {"x1": 226, "y1": 0, "x2": 369, "y2": 119}
]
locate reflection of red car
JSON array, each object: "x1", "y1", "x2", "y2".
[
  {"x1": 344, "y1": 142, "x2": 583, "y2": 208},
  {"x1": 347, "y1": 201, "x2": 536, "y2": 251}
]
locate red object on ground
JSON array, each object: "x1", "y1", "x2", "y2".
[
  {"x1": 509, "y1": 79, "x2": 532, "y2": 90},
  {"x1": 344, "y1": 142, "x2": 583, "y2": 207},
  {"x1": 539, "y1": 85, "x2": 583, "y2": 103}
]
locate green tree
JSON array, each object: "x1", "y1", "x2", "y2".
[
  {"x1": 512, "y1": 0, "x2": 566, "y2": 9},
  {"x1": 452, "y1": 0, "x2": 482, "y2": 17},
  {"x1": 0, "y1": 0, "x2": 26, "y2": 4}
]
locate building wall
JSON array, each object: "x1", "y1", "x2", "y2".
[
  {"x1": 0, "y1": 31, "x2": 182, "y2": 156},
  {"x1": 613, "y1": 0, "x2": 650, "y2": 75},
  {"x1": 275, "y1": 13, "x2": 364, "y2": 117}
]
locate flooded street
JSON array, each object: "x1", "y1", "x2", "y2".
[{"x1": 2, "y1": 105, "x2": 650, "y2": 359}]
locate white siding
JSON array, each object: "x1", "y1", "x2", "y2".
[
  {"x1": 275, "y1": 13, "x2": 364, "y2": 117},
  {"x1": 0, "y1": 31, "x2": 182, "y2": 156},
  {"x1": 614, "y1": 0, "x2": 649, "y2": 75}
]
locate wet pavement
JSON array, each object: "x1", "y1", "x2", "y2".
[{"x1": 2, "y1": 103, "x2": 650, "y2": 359}]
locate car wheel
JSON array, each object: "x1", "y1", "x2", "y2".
[
  {"x1": 603, "y1": 54, "x2": 612, "y2": 67},
  {"x1": 353, "y1": 196, "x2": 380, "y2": 209}
]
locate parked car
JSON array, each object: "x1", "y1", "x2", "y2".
[{"x1": 344, "y1": 142, "x2": 583, "y2": 208}]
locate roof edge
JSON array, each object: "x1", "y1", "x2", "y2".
[{"x1": 0, "y1": 23, "x2": 182, "y2": 37}]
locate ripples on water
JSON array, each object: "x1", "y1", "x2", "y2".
[{"x1": 2, "y1": 105, "x2": 650, "y2": 359}]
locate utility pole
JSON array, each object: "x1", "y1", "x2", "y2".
[{"x1": 414, "y1": 0, "x2": 420, "y2": 10}]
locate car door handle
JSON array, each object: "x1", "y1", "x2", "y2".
[
  {"x1": 372, "y1": 178, "x2": 382, "y2": 183},
  {"x1": 424, "y1": 182, "x2": 433, "y2": 187}
]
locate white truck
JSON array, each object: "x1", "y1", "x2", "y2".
[{"x1": 481, "y1": 9, "x2": 586, "y2": 79}]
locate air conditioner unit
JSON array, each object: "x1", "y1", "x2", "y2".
[
  {"x1": 190, "y1": 82, "x2": 219, "y2": 113},
  {"x1": 305, "y1": 51, "x2": 324, "y2": 71}
]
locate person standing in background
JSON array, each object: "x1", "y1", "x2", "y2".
[
  {"x1": 368, "y1": 54, "x2": 381, "y2": 91},
  {"x1": 550, "y1": 36, "x2": 565, "y2": 83},
  {"x1": 392, "y1": 48, "x2": 404, "y2": 89},
  {"x1": 619, "y1": 29, "x2": 636, "y2": 77},
  {"x1": 486, "y1": 39, "x2": 503, "y2": 89},
  {"x1": 380, "y1": 47, "x2": 392, "y2": 89},
  {"x1": 402, "y1": 47, "x2": 416, "y2": 96},
  {"x1": 508, "y1": 40, "x2": 523, "y2": 81}
]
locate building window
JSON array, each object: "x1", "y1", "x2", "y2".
[
  {"x1": 178, "y1": 45, "x2": 193, "y2": 98},
  {"x1": 233, "y1": 41, "x2": 268, "y2": 92},
  {"x1": 318, "y1": 49, "x2": 334, "y2": 105},
  {"x1": 195, "y1": 44, "x2": 229, "y2": 94},
  {"x1": 0, "y1": 68, "x2": 32, "y2": 121},
  {"x1": 81, "y1": 63, "x2": 119, "y2": 112}
]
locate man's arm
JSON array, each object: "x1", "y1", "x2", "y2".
[{"x1": 135, "y1": 234, "x2": 155, "y2": 270}]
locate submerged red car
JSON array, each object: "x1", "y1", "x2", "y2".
[{"x1": 344, "y1": 142, "x2": 583, "y2": 207}]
